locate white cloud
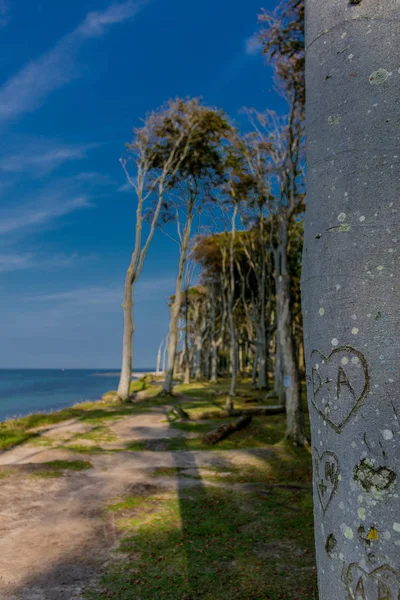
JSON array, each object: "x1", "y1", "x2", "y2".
[
  {"x1": 75, "y1": 171, "x2": 114, "y2": 184},
  {"x1": 245, "y1": 34, "x2": 262, "y2": 56},
  {"x1": 26, "y1": 277, "x2": 175, "y2": 306},
  {"x1": 26, "y1": 286, "x2": 122, "y2": 307},
  {"x1": 0, "y1": 142, "x2": 95, "y2": 175},
  {"x1": 0, "y1": 195, "x2": 92, "y2": 234},
  {"x1": 0, "y1": 253, "x2": 32, "y2": 272},
  {"x1": 0, "y1": 0, "x2": 11, "y2": 28},
  {"x1": 0, "y1": 1, "x2": 149, "y2": 126},
  {"x1": 77, "y1": 1, "x2": 148, "y2": 38},
  {"x1": 118, "y1": 182, "x2": 132, "y2": 192},
  {"x1": 0, "y1": 252, "x2": 85, "y2": 272}
]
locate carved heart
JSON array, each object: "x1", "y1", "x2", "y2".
[
  {"x1": 310, "y1": 346, "x2": 369, "y2": 432},
  {"x1": 343, "y1": 562, "x2": 400, "y2": 600},
  {"x1": 314, "y1": 448, "x2": 340, "y2": 514}
]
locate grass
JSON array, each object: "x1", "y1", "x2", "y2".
[
  {"x1": 161, "y1": 415, "x2": 287, "y2": 452},
  {"x1": 30, "y1": 460, "x2": 93, "y2": 478},
  {"x1": 81, "y1": 377, "x2": 316, "y2": 599},
  {"x1": 73, "y1": 425, "x2": 117, "y2": 443},
  {"x1": 85, "y1": 477, "x2": 316, "y2": 599},
  {"x1": 64, "y1": 444, "x2": 110, "y2": 454},
  {"x1": 0, "y1": 374, "x2": 316, "y2": 599},
  {"x1": 125, "y1": 440, "x2": 147, "y2": 451}
]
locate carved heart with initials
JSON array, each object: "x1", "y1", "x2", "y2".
[
  {"x1": 310, "y1": 346, "x2": 369, "y2": 432},
  {"x1": 314, "y1": 449, "x2": 340, "y2": 513},
  {"x1": 343, "y1": 562, "x2": 400, "y2": 600}
]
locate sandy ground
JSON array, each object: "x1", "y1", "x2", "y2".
[{"x1": 0, "y1": 409, "x2": 274, "y2": 599}]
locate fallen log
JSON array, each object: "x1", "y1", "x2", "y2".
[
  {"x1": 231, "y1": 405, "x2": 285, "y2": 416},
  {"x1": 201, "y1": 415, "x2": 252, "y2": 446}
]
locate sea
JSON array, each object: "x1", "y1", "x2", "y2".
[{"x1": 0, "y1": 369, "x2": 154, "y2": 422}]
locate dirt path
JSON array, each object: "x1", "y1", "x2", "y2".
[{"x1": 0, "y1": 410, "x2": 275, "y2": 599}]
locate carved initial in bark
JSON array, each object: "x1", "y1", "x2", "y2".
[
  {"x1": 310, "y1": 347, "x2": 369, "y2": 432},
  {"x1": 314, "y1": 448, "x2": 340, "y2": 514}
]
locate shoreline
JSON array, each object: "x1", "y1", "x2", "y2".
[
  {"x1": 90, "y1": 371, "x2": 156, "y2": 378},
  {"x1": 0, "y1": 373, "x2": 156, "y2": 426}
]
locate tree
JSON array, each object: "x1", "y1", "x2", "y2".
[
  {"x1": 302, "y1": 1, "x2": 400, "y2": 598},
  {"x1": 258, "y1": 0, "x2": 304, "y2": 110},
  {"x1": 157, "y1": 99, "x2": 230, "y2": 395},
  {"x1": 117, "y1": 99, "x2": 205, "y2": 400},
  {"x1": 241, "y1": 107, "x2": 305, "y2": 444}
]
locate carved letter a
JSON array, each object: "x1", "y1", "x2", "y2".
[{"x1": 336, "y1": 366, "x2": 355, "y2": 401}]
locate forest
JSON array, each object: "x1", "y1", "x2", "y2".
[{"x1": 117, "y1": 0, "x2": 307, "y2": 445}]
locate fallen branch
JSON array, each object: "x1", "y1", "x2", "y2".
[
  {"x1": 201, "y1": 415, "x2": 252, "y2": 445},
  {"x1": 230, "y1": 405, "x2": 285, "y2": 416}
]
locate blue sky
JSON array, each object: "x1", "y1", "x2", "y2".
[{"x1": 0, "y1": 0, "x2": 280, "y2": 369}]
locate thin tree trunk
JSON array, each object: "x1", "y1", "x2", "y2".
[
  {"x1": 280, "y1": 273, "x2": 303, "y2": 443},
  {"x1": 256, "y1": 329, "x2": 268, "y2": 389},
  {"x1": 274, "y1": 291, "x2": 285, "y2": 404},
  {"x1": 183, "y1": 288, "x2": 190, "y2": 384},
  {"x1": 251, "y1": 344, "x2": 259, "y2": 387},
  {"x1": 156, "y1": 340, "x2": 163, "y2": 375},
  {"x1": 228, "y1": 206, "x2": 238, "y2": 398},
  {"x1": 210, "y1": 287, "x2": 218, "y2": 383},
  {"x1": 117, "y1": 274, "x2": 135, "y2": 400},
  {"x1": 193, "y1": 302, "x2": 202, "y2": 381},
  {"x1": 303, "y1": 2, "x2": 400, "y2": 598},
  {"x1": 162, "y1": 336, "x2": 168, "y2": 374},
  {"x1": 275, "y1": 222, "x2": 304, "y2": 444},
  {"x1": 211, "y1": 343, "x2": 218, "y2": 383},
  {"x1": 162, "y1": 214, "x2": 193, "y2": 394}
]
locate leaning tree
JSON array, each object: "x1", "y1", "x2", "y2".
[
  {"x1": 157, "y1": 99, "x2": 231, "y2": 395},
  {"x1": 302, "y1": 1, "x2": 400, "y2": 598},
  {"x1": 117, "y1": 99, "x2": 209, "y2": 401}
]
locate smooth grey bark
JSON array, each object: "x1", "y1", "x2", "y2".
[
  {"x1": 117, "y1": 170, "x2": 165, "y2": 400},
  {"x1": 209, "y1": 285, "x2": 219, "y2": 383},
  {"x1": 162, "y1": 335, "x2": 168, "y2": 374},
  {"x1": 183, "y1": 288, "x2": 191, "y2": 384},
  {"x1": 194, "y1": 300, "x2": 206, "y2": 381},
  {"x1": 156, "y1": 340, "x2": 163, "y2": 375},
  {"x1": 256, "y1": 330, "x2": 268, "y2": 389},
  {"x1": 303, "y1": 2, "x2": 400, "y2": 598},
  {"x1": 228, "y1": 206, "x2": 238, "y2": 397},
  {"x1": 118, "y1": 273, "x2": 135, "y2": 401},
  {"x1": 162, "y1": 213, "x2": 193, "y2": 394},
  {"x1": 251, "y1": 345, "x2": 259, "y2": 387},
  {"x1": 274, "y1": 221, "x2": 304, "y2": 443}
]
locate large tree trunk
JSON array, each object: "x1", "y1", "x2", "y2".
[{"x1": 303, "y1": 2, "x2": 400, "y2": 598}]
